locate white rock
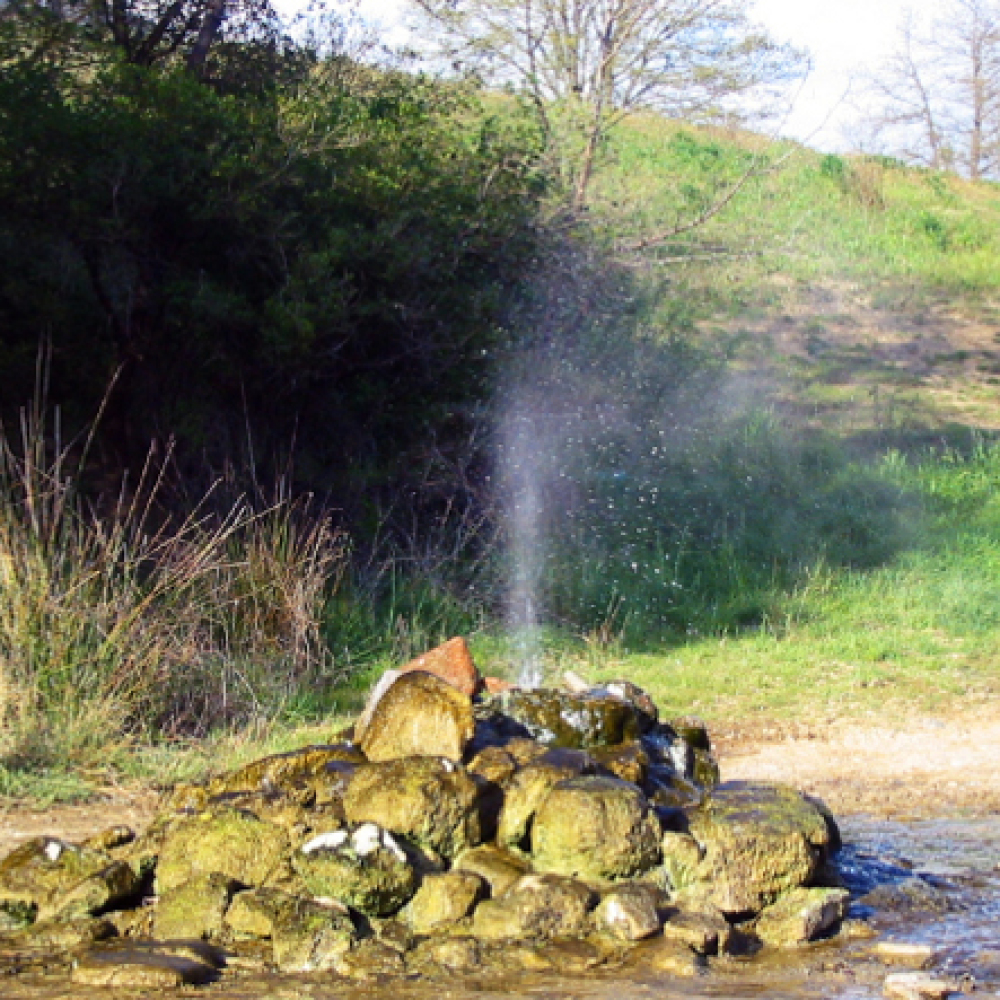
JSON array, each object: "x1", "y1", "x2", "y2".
[
  {"x1": 43, "y1": 839, "x2": 65, "y2": 862},
  {"x1": 875, "y1": 941, "x2": 940, "y2": 969},
  {"x1": 301, "y1": 830, "x2": 349, "y2": 854},
  {"x1": 352, "y1": 823, "x2": 383, "y2": 857},
  {"x1": 883, "y1": 971, "x2": 962, "y2": 1000}
]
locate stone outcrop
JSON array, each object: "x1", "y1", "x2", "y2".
[{"x1": 0, "y1": 641, "x2": 852, "y2": 988}]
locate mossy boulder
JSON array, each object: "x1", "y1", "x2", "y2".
[
  {"x1": 155, "y1": 807, "x2": 289, "y2": 893},
  {"x1": 453, "y1": 845, "x2": 531, "y2": 898},
  {"x1": 591, "y1": 741, "x2": 650, "y2": 785},
  {"x1": 153, "y1": 872, "x2": 239, "y2": 940},
  {"x1": 531, "y1": 776, "x2": 662, "y2": 880},
  {"x1": 226, "y1": 886, "x2": 356, "y2": 971},
  {"x1": 207, "y1": 744, "x2": 365, "y2": 798},
  {"x1": 593, "y1": 882, "x2": 664, "y2": 941},
  {"x1": 471, "y1": 873, "x2": 596, "y2": 941},
  {"x1": 291, "y1": 825, "x2": 419, "y2": 916},
  {"x1": 344, "y1": 756, "x2": 481, "y2": 859},
  {"x1": 497, "y1": 760, "x2": 585, "y2": 852},
  {"x1": 358, "y1": 671, "x2": 475, "y2": 763},
  {"x1": 403, "y1": 872, "x2": 486, "y2": 934},
  {"x1": 499, "y1": 689, "x2": 641, "y2": 749},
  {"x1": 0, "y1": 838, "x2": 139, "y2": 922},
  {"x1": 754, "y1": 886, "x2": 851, "y2": 947},
  {"x1": 684, "y1": 781, "x2": 836, "y2": 915}
]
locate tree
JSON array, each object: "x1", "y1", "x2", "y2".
[
  {"x1": 0, "y1": 0, "x2": 280, "y2": 75},
  {"x1": 856, "y1": 0, "x2": 1000, "y2": 180},
  {"x1": 407, "y1": 0, "x2": 803, "y2": 206}
]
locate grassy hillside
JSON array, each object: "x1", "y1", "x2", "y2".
[
  {"x1": 534, "y1": 117, "x2": 1000, "y2": 728},
  {"x1": 5, "y1": 108, "x2": 1000, "y2": 801}
]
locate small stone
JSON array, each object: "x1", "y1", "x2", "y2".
[
  {"x1": 411, "y1": 936, "x2": 482, "y2": 972},
  {"x1": 154, "y1": 872, "x2": 239, "y2": 940},
  {"x1": 403, "y1": 872, "x2": 485, "y2": 934},
  {"x1": 71, "y1": 950, "x2": 218, "y2": 987},
  {"x1": 883, "y1": 971, "x2": 962, "y2": 999},
  {"x1": 594, "y1": 883, "x2": 663, "y2": 941},
  {"x1": 453, "y1": 845, "x2": 530, "y2": 898},
  {"x1": 635, "y1": 938, "x2": 707, "y2": 976},
  {"x1": 471, "y1": 873, "x2": 595, "y2": 941},
  {"x1": 661, "y1": 906, "x2": 730, "y2": 955},
  {"x1": 398, "y1": 637, "x2": 481, "y2": 696},
  {"x1": 335, "y1": 939, "x2": 407, "y2": 979},
  {"x1": 875, "y1": 941, "x2": 941, "y2": 969},
  {"x1": 755, "y1": 887, "x2": 850, "y2": 947}
]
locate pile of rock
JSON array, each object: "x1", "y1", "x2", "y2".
[{"x1": 0, "y1": 638, "x2": 851, "y2": 987}]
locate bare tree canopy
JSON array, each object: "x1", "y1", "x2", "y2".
[
  {"x1": 406, "y1": 0, "x2": 805, "y2": 205},
  {"x1": 855, "y1": 0, "x2": 1000, "y2": 180}
]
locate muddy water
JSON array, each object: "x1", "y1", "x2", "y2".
[{"x1": 3, "y1": 816, "x2": 998, "y2": 1000}]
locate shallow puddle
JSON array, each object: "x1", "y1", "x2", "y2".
[{"x1": 3, "y1": 815, "x2": 998, "y2": 999}]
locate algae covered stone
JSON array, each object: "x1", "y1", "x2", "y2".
[
  {"x1": 0, "y1": 837, "x2": 139, "y2": 922},
  {"x1": 497, "y1": 760, "x2": 583, "y2": 852},
  {"x1": 755, "y1": 886, "x2": 850, "y2": 947},
  {"x1": 403, "y1": 872, "x2": 485, "y2": 934},
  {"x1": 499, "y1": 689, "x2": 640, "y2": 749},
  {"x1": 471, "y1": 873, "x2": 596, "y2": 941},
  {"x1": 531, "y1": 776, "x2": 662, "y2": 880},
  {"x1": 344, "y1": 756, "x2": 481, "y2": 858},
  {"x1": 453, "y1": 844, "x2": 530, "y2": 898},
  {"x1": 155, "y1": 807, "x2": 289, "y2": 893},
  {"x1": 593, "y1": 882, "x2": 664, "y2": 941},
  {"x1": 359, "y1": 671, "x2": 475, "y2": 762},
  {"x1": 685, "y1": 781, "x2": 835, "y2": 915},
  {"x1": 291, "y1": 825, "x2": 418, "y2": 916},
  {"x1": 154, "y1": 872, "x2": 239, "y2": 940}
]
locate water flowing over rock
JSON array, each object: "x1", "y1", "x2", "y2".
[{"x1": 0, "y1": 637, "x2": 859, "y2": 990}]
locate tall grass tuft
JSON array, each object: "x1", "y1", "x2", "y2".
[{"x1": 0, "y1": 403, "x2": 347, "y2": 773}]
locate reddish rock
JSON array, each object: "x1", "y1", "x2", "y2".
[
  {"x1": 483, "y1": 676, "x2": 515, "y2": 694},
  {"x1": 399, "y1": 637, "x2": 481, "y2": 696}
]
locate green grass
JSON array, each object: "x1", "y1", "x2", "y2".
[{"x1": 6, "y1": 113, "x2": 1000, "y2": 804}]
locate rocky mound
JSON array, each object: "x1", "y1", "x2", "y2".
[{"x1": 0, "y1": 638, "x2": 850, "y2": 987}]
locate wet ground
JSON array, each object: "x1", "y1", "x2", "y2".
[
  {"x1": 2, "y1": 812, "x2": 997, "y2": 999},
  {"x1": 3, "y1": 711, "x2": 998, "y2": 998}
]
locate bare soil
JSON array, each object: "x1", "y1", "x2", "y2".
[
  {"x1": 714, "y1": 702, "x2": 1000, "y2": 820},
  {"x1": 2, "y1": 704, "x2": 998, "y2": 858}
]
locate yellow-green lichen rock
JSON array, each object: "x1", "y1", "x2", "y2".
[
  {"x1": 344, "y1": 756, "x2": 481, "y2": 859},
  {"x1": 593, "y1": 882, "x2": 664, "y2": 941},
  {"x1": 403, "y1": 872, "x2": 485, "y2": 934},
  {"x1": 471, "y1": 873, "x2": 596, "y2": 941},
  {"x1": 499, "y1": 690, "x2": 641, "y2": 749},
  {"x1": 754, "y1": 886, "x2": 850, "y2": 947},
  {"x1": 497, "y1": 761, "x2": 582, "y2": 852},
  {"x1": 155, "y1": 808, "x2": 289, "y2": 893},
  {"x1": 684, "y1": 781, "x2": 836, "y2": 915},
  {"x1": 153, "y1": 872, "x2": 239, "y2": 940},
  {"x1": 453, "y1": 845, "x2": 530, "y2": 898},
  {"x1": 531, "y1": 776, "x2": 662, "y2": 880},
  {"x1": 359, "y1": 671, "x2": 474, "y2": 763},
  {"x1": 226, "y1": 887, "x2": 357, "y2": 971},
  {"x1": 0, "y1": 838, "x2": 139, "y2": 923},
  {"x1": 207, "y1": 744, "x2": 365, "y2": 798},
  {"x1": 291, "y1": 825, "x2": 418, "y2": 916}
]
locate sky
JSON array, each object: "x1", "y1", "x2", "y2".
[{"x1": 330, "y1": 0, "x2": 936, "y2": 151}]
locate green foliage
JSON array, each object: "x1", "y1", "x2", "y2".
[{"x1": 0, "y1": 37, "x2": 546, "y2": 531}]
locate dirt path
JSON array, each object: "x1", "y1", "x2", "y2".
[
  {"x1": 1, "y1": 707, "x2": 998, "y2": 857},
  {"x1": 715, "y1": 703, "x2": 1000, "y2": 820}
]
